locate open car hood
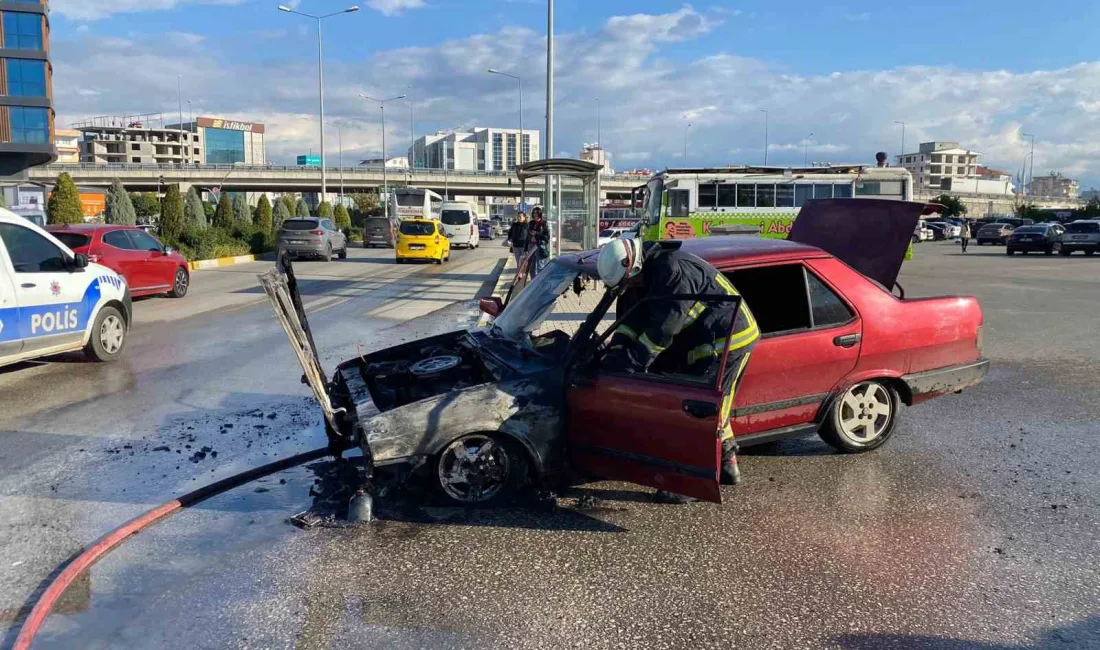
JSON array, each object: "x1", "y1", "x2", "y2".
[{"x1": 788, "y1": 199, "x2": 933, "y2": 289}]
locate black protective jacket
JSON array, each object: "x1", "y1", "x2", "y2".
[
  {"x1": 507, "y1": 222, "x2": 529, "y2": 249},
  {"x1": 527, "y1": 218, "x2": 550, "y2": 251}
]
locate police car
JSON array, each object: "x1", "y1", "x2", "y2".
[{"x1": 0, "y1": 209, "x2": 132, "y2": 368}]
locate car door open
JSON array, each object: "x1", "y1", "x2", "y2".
[{"x1": 565, "y1": 293, "x2": 744, "y2": 503}]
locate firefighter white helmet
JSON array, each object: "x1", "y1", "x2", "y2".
[{"x1": 597, "y1": 237, "x2": 643, "y2": 287}]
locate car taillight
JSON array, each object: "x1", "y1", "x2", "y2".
[{"x1": 312, "y1": 229, "x2": 324, "y2": 235}]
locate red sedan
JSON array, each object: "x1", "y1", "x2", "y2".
[
  {"x1": 47, "y1": 225, "x2": 190, "y2": 299},
  {"x1": 266, "y1": 199, "x2": 988, "y2": 505}
]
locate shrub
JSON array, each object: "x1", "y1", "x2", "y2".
[
  {"x1": 214, "y1": 193, "x2": 234, "y2": 228},
  {"x1": 255, "y1": 195, "x2": 274, "y2": 233},
  {"x1": 272, "y1": 198, "x2": 290, "y2": 233},
  {"x1": 184, "y1": 187, "x2": 207, "y2": 228},
  {"x1": 159, "y1": 184, "x2": 185, "y2": 243},
  {"x1": 334, "y1": 203, "x2": 351, "y2": 230},
  {"x1": 295, "y1": 198, "x2": 311, "y2": 218},
  {"x1": 47, "y1": 172, "x2": 85, "y2": 224}
]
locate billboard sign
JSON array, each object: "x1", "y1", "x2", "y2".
[{"x1": 197, "y1": 117, "x2": 265, "y2": 134}]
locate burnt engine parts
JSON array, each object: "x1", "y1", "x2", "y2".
[{"x1": 365, "y1": 344, "x2": 488, "y2": 411}]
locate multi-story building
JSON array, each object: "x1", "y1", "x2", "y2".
[
  {"x1": 579, "y1": 143, "x2": 613, "y2": 175},
  {"x1": 53, "y1": 128, "x2": 79, "y2": 163},
  {"x1": 409, "y1": 127, "x2": 540, "y2": 171},
  {"x1": 895, "y1": 142, "x2": 981, "y2": 192},
  {"x1": 1029, "y1": 172, "x2": 1078, "y2": 199},
  {"x1": 76, "y1": 115, "x2": 265, "y2": 165},
  {"x1": 358, "y1": 156, "x2": 408, "y2": 169},
  {"x1": 172, "y1": 117, "x2": 265, "y2": 164},
  {"x1": 0, "y1": 1, "x2": 55, "y2": 174}
]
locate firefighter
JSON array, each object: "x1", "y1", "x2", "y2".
[{"x1": 597, "y1": 237, "x2": 760, "y2": 494}]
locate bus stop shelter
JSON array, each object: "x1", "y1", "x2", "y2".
[{"x1": 516, "y1": 159, "x2": 603, "y2": 255}]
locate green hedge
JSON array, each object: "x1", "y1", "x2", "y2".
[{"x1": 170, "y1": 224, "x2": 276, "y2": 262}]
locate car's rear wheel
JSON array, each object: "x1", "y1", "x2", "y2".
[
  {"x1": 1047, "y1": 243, "x2": 1059, "y2": 255},
  {"x1": 1061, "y1": 247, "x2": 1072, "y2": 256},
  {"x1": 338, "y1": 246, "x2": 348, "y2": 260},
  {"x1": 168, "y1": 267, "x2": 189, "y2": 298},
  {"x1": 433, "y1": 434, "x2": 528, "y2": 505},
  {"x1": 323, "y1": 245, "x2": 332, "y2": 262},
  {"x1": 819, "y1": 380, "x2": 900, "y2": 453},
  {"x1": 1087, "y1": 250, "x2": 1096, "y2": 257},
  {"x1": 1006, "y1": 248, "x2": 1015, "y2": 255},
  {"x1": 84, "y1": 306, "x2": 127, "y2": 362}
]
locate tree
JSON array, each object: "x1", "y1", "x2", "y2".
[
  {"x1": 203, "y1": 201, "x2": 216, "y2": 223},
  {"x1": 184, "y1": 187, "x2": 207, "y2": 228},
  {"x1": 105, "y1": 178, "x2": 137, "y2": 226},
  {"x1": 214, "y1": 193, "x2": 234, "y2": 228},
  {"x1": 255, "y1": 195, "x2": 274, "y2": 233},
  {"x1": 317, "y1": 201, "x2": 334, "y2": 219},
  {"x1": 159, "y1": 184, "x2": 185, "y2": 243},
  {"x1": 232, "y1": 194, "x2": 251, "y2": 224},
  {"x1": 930, "y1": 194, "x2": 967, "y2": 218},
  {"x1": 279, "y1": 194, "x2": 296, "y2": 217},
  {"x1": 47, "y1": 173, "x2": 85, "y2": 225},
  {"x1": 131, "y1": 192, "x2": 160, "y2": 222},
  {"x1": 295, "y1": 198, "x2": 311, "y2": 219},
  {"x1": 350, "y1": 191, "x2": 381, "y2": 216},
  {"x1": 334, "y1": 203, "x2": 351, "y2": 230},
  {"x1": 272, "y1": 197, "x2": 290, "y2": 233}
]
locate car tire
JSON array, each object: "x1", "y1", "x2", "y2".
[
  {"x1": 1046, "y1": 244, "x2": 1057, "y2": 255},
  {"x1": 433, "y1": 434, "x2": 529, "y2": 506},
  {"x1": 436, "y1": 253, "x2": 444, "y2": 265},
  {"x1": 1006, "y1": 248, "x2": 1014, "y2": 255},
  {"x1": 84, "y1": 305, "x2": 127, "y2": 362},
  {"x1": 819, "y1": 380, "x2": 900, "y2": 453},
  {"x1": 1087, "y1": 250, "x2": 1095, "y2": 257},
  {"x1": 168, "y1": 267, "x2": 189, "y2": 298},
  {"x1": 338, "y1": 247, "x2": 348, "y2": 260},
  {"x1": 323, "y1": 245, "x2": 333, "y2": 262},
  {"x1": 1061, "y1": 248, "x2": 1072, "y2": 256}
]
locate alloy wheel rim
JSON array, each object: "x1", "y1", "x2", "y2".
[
  {"x1": 838, "y1": 382, "x2": 891, "y2": 444},
  {"x1": 437, "y1": 435, "x2": 509, "y2": 503},
  {"x1": 175, "y1": 270, "x2": 188, "y2": 294},
  {"x1": 100, "y1": 315, "x2": 124, "y2": 354}
]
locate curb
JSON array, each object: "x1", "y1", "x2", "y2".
[
  {"x1": 188, "y1": 254, "x2": 256, "y2": 271},
  {"x1": 478, "y1": 254, "x2": 518, "y2": 327}
]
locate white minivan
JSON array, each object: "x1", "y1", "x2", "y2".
[
  {"x1": 438, "y1": 201, "x2": 480, "y2": 249},
  {"x1": 0, "y1": 209, "x2": 132, "y2": 368}
]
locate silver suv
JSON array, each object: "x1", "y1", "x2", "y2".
[
  {"x1": 278, "y1": 217, "x2": 348, "y2": 261},
  {"x1": 1060, "y1": 220, "x2": 1100, "y2": 256}
]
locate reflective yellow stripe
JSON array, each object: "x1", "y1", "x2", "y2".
[
  {"x1": 683, "y1": 301, "x2": 707, "y2": 327},
  {"x1": 639, "y1": 332, "x2": 667, "y2": 355},
  {"x1": 714, "y1": 273, "x2": 739, "y2": 296},
  {"x1": 720, "y1": 353, "x2": 752, "y2": 440},
  {"x1": 687, "y1": 324, "x2": 760, "y2": 366},
  {"x1": 615, "y1": 325, "x2": 638, "y2": 341}
]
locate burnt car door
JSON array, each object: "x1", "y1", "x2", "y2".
[
  {"x1": 258, "y1": 255, "x2": 342, "y2": 435},
  {"x1": 564, "y1": 294, "x2": 744, "y2": 503}
]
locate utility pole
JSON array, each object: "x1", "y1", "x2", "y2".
[
  {"x1": 339, "y1": 126, "x2": 344, "y2": 203},
  {"x1": 683, "y1": 122, "x2": 691, "y2": 161},
  {"x1": 760, "y1": 109, "x2": 768, "y2": 165},
  {"x1": 177, "y1": 76, "x2": 184, "y2": 165},
  {"x1": 360, "y1": 94, "x2": 406, "y2": 215},
  {"x1": 1022, "y1": 133, "x2": 1035, "y2": 198},
  {"x1": 488, "y1": 68, "x2": 524, "y2": 204},
  {"x1": 895, "y1": 121, "x2": 906, "y2": 160},
  {"x1": 804, "y1": 132, "x2": 814, "y2": 166},
  {"x1": 545, "y1": 0, "x2": 554, "y2": 215}
]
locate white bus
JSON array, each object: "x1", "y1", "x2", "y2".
[
  {"x1": 390, "y1": 188, "x2": 443, "y2": 220},
  {"x1": 635, "y1": 164, "x2": 913, "y2": 242}
]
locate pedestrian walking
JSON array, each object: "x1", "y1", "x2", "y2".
[
  {"x1": 507, "y1": 212, "x2": 529, "y2": 267},
  {"x1": 527, "y1": 207, "x2": 551, "y2": 276},
  {"x1": 960, "y1": 220, "x2": 971, "y2": 253}
]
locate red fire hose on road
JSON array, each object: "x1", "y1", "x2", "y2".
[{"x1": 13, "y1": 447, "x2": 331, "y2": 650}]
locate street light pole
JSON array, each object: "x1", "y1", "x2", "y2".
[
  {"x1": 360, "y1": 94, "x2": 406, "y2": 216},
  {"x1": 546, "y1": 0, "x2": 554, "y2": 214},
  {"x1": 278, "y1": 4, "x2": 360, "y2": 205},
  {"x1": 339, "y1": 126, "x2": 344, "y2": 203},
  {"x1": 187, "y1": 100, "x2": 193, "y2": 165},
  {"x1": 488, "y1": 68, "x2": 525, "y2": 205},
  {"x1": 804, "y1": 132, "x2": 814, "y2": 166},
  {"x1": 894, "y1": 121, "x2": 906, "y2": 159},
  {"x1": 1022, "y1": 133, "x2": 1035, "y2": 198},
  {"x1": 761, "y1": 109, "x2": 770, "y2": 164},
  {"x1": 683, "y1": 122, "x2": 691, "y2": 161}
]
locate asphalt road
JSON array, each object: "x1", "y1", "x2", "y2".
[{"x1": 5, "y1": 241, "x2": 1100, "y2": 649}]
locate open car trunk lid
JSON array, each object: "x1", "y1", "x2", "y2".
[
  {"x1": 258, "y1": 255, "x2": 341, "y2": 433},
  {"x1": 788, "y1": 198, "x2": 933, "y2": 289}
]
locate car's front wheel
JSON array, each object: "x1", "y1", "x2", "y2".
[
  {"x1": 84, "y1": 305, "x2": 127, "y2": 362},
  {"x1": 1006, "y1": 248, "x2": 1015, "y2": 255},
  {"x1": 433, "y1": 434, "x2": 528, "y2": 505},
  {"x1": 168, "y1": 267, "x2": 189, "y2": 298},
  {"x1": 819, "y1": 380, "x2": 900, "y2": 453}
]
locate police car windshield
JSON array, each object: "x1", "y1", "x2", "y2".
[{"x1": 493, "y1": 261, "x2": 579, "y2": 340}]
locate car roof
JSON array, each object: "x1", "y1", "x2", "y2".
[
  {"x1": 45, "y1": 224, "x2": 138, "y2": 232},
  {"x1": 561, "y1": 236, "x2": 829, "y2": 275}
]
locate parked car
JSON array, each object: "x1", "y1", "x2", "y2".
[
  {"x1": 262, "y1": 199, "x2": 988, "y2": 506},
  {"x1": 597, "y1": 227, "x2": 631, "y2": 247},
  {"x1": 927, "y1": 221, "x2": 961, "y2": 239},
  {"x1": 1060, "y1": 220, "x2": 1100, "y2": 256},
  {"x1": 396, "y1": 218, "x2": 450, "y2": 264},
  {"x1": 925, "y1": 222, "x2": 948, "y2": 241},
  {"x1": 1006, "y1": 224, "x2": 1065, "y2": 255},
  {"x1": 363, "y1": 216, "x2": 398, "y2": 249},
  {"x1": 277, "y1": 217, "x2": 348, "y2": 261},
  {"x1": 975, "y1": 222, "x2": 1014, "y2": 245},
  {"x1": 477, "y1": 221, "x2": 495, "y2": 241},
  {"x1": 1, "y1": 210, "x2": 132, "y2": 368},
  {"x1": 47, "y1": 224, "x2": 190, "y2": 298}
]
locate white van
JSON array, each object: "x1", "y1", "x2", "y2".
[
  {"x1": 0, "y1": 209, "x2": 132, "y2": 368},
  {"x1": 439, "y1": 201, "x2": 480, "y2": 249}
]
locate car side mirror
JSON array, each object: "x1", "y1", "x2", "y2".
[
  {"x1": 479, "y1": 297, "x2": 504, "y2": 318},
  {"x1": 72, "y1": 253, "x2": 89, "y2": 271},
  {"x1": 164, "y1": 246, "x2": 175, "y2": 255}
]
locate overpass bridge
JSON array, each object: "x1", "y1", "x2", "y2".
[{"x1": 22, "y1": 163, "x2": 640, "y2": 200}]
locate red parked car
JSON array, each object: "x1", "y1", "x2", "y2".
[
  {"x1": 47, "y1": 225, "x2": 190, "y2": 299},
  {"x1": 262, "y1": 199, "x2": 988, "y2": 507}
]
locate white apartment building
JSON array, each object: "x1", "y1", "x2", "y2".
[
  {"x1": 53, "y1": 129, "x2": 80, "y2": 163},
  {"x1": 408, "y1": 127, "x2": 540, "y2": 172},
  {"x1": 579, "y1": 143, "x2": 613, "y2": 174},
  {"x1": 1029, "y1": 172, "x2": 1078, "y2": 199},
  {"x1": 896, "y1": 141, "x2": 981, "y2": 192},
  {"x1": 359, "y1": 156, "x2": 409, "y2": 169}
]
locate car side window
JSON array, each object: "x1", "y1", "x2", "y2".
[
  {"x1": 806, "y1": 271, "x2": 854, "y2": 328},
  {"x1": 0, "y1": 223, "x2": 69, "y2": 273},
  {"x1": 321, "y1": 219, "x2": 335, "y2": 231},
  {"x1": 103, "y1": 230, "x2": 137, "y2": 250},
  {"x1": 128, "y1": 230, "x2": 163, "y2": 252},
  {"x1": 724, "y1": 264, "x2": 812, "y2": 335}
]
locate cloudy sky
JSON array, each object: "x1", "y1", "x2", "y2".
[{"x1": 48, "y1": 0, "x2": 1100, "y2": 188}]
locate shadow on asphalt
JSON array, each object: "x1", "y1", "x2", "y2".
[
  {"x1": 831, "y1": 616, "x2": 1100, "y2": 649},
  {"x1": 739, "y1": 436, "x2": 836, "y2": 457}
]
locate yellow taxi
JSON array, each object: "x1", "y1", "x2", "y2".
[{"x1": 396, "y1": 219, "x2": 450, "y2": 264}]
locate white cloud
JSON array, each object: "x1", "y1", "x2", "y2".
[
  {"x1": 365, "y1": 0, "x2": 427, "y2": 16},
  {"x1": 51, "y1": 0, "x2": 244, "y2": 21},
  {"x1": 49, "y1": 8, "x2": 1100, "y2": 187}
]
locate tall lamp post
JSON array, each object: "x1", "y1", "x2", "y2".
[
  {"x1": 894, "y1": 121, "x2": 906, "y2": 160},
  {"x1": 487, "y1": 68, "x2": 524, "y2": 205},
  {"x1": 277, "y1": 4, "x2": 360, "y2": 205},
  {"x1": 760, "y1": 109, "x2": 769, "y2": 165},
  {"x1": 683, "y1": 122, "x2": 692, "y2": 161},
  {"x1": 360, "y1": 94, "x2": 406, "y2": 213},
  {"x1": 1022, "y1": 132, "x2": 1035, "y2": 198},
  {"x1": 804, "y1": 132, "x2": 814, "y2": 166},
  {"x1": 546, "y1": 0, "x2": 554, "y2": 219}
]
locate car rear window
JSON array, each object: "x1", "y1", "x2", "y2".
[
  {"x1": 1013, "y1": 226, "x2": 1045, "y2": 234},
  {"x1": 52, "y1": 232, "x2": 91, "y2": 249},
  {"x1": 366, "y1": 218, "x2": 390, "y2": 229},
  {"x1": 441, "y1": 210, "x2": 471, "y2": 226},
  {"x1": 282, "y1": 219, "x2": 319, "y2": 231},
  {"x1": 400, "y1": 221, "x2": 435, "y2": 236},
  {"x1": 1066, "y1": 222, "x2": 1100, "y2": 234},
  {"x1": 979, "y1": 224, "x2": 1005, "y2": 231}
]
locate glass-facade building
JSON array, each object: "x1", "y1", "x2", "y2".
[
  {"x1": 204, "y1": 127, "x2": 246, "y2": 164},
  {"x1": 0, "y1": 1, "x2": 55, "y2": 174}
]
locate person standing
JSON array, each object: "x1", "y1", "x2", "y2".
[
  {"x1": 960, "y1": 220, "x2": 971, "y2": 253},
  {"x1": 507, "y1": 212, "x2": 529, "y2": 267},
  {"x1": 527, "y1": 207, "x2": 551, "y2": 275}
]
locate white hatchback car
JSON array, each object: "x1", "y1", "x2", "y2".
[{"x1": 0, "y1": 209, "x2": 132, "y2": 368}]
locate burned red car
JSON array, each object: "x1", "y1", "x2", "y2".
[{"x1": 261, "y1": 199, "x2": 988, "y2": 506}]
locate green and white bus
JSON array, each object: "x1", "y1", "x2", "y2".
[{"x1": 635, "y1": 164, "x2": 913, "y2": 242}]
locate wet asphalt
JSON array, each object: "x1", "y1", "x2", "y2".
[{"x1": 3, "y1": 241, "x2": 1100, "y2": 649}]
